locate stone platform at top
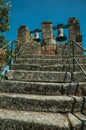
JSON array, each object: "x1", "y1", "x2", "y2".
[{"x1": 16, "y1": 17, "x2": 83, "y2": 56}]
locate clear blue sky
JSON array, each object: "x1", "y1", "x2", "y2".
[{"x1": 6, "y1": 0, "x2": 86, "y2": 48}]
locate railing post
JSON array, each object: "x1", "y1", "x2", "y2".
[
  {"x1": 72, "y1": 40, "x2": 75, "y2": 72},
  {"x1": 11, "y1": 41, "x2": 14, "y2": 57}
]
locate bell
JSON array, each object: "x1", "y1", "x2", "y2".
[
  {"x1": 34, "y1": 31, "x2": 41, "y2": 42},
  {"x1": 56, "y1": 28, "x2": 67, "y2": 41}
]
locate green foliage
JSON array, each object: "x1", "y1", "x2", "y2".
[
  {"x1": 0, "y1": 34, "x2": 8, "y2": 48},
  {"x1": 0, "y1": 0, "x2": 11, "y2": 48}
]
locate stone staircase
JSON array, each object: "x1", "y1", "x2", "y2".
[{"x1": 0, "y1": 47, "x2": 86, "y2": 129}]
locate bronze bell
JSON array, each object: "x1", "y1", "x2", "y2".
[
  {"x1": 56, "y1": 28, "x2": 67, "y2": 41},
  {"x1": 34, "y1": 31, "x2": 41, "y2": 42}
]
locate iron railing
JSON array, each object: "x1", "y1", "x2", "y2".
[
  {"x1": 0, "y1": 40, "x2": 16, "y2": 80},
  {"x1": 71, "y1": 40, "x2": 86, "y2": 76}
]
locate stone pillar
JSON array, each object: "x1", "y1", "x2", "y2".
[
  {"x1": 18, "y1": 25, "x2": 33, "y2": 43},
  {"x1": 68, "y1": 17, "x2": 83, "y2": 55},
  {"x1": 41, "y1": 21, "x2": 57, "y2": 54},
  {"x1": 68, "y1": 17, "x2": 82, "y2": 42},
  {"x1": 42, "y1": 21, "x2": 54, "y2": 44},
  {"x1": 16, "y1": 25, "x2": 41, "y2": 56}
]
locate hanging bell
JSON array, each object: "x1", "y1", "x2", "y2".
[
  {"x1": 56, "y1": 28, "x2": 67, "y2": 41},
  {"x1": 34, "y1": 31, "x2": 41, "y2": 42}
]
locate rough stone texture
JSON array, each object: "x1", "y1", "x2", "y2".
[
  {"x1": 18, "y1": 41, "x2": 41, "y2": 55},
  {"x1": 0, "y1": 93, "x2": 75, "y2": 112},
  {"x1": 68, "y1": 17, "x2": 82, "y2": 42},
  {"x1": 41, "y1": 21, "x2": 57, "y2": 54},
  {"x1": 0, "y1": 80, "x2": 62, "y2": 95},
  {"x1": 68, "y1": 113, "x2": 82, "y2": 129},
  {"x1": 16, "y1": 26, "x2": 41, "y2": 55},
  {"x1": 75, "y1": 113, "x2": 86, "y2": 129},
  {"x1": 15, "y1": 57, "x2": 86, "y2": 65},
  {"x1": 0, "y1": 18, "x2": 86, "y2": 129},
  {"x1": 0, "y1": 109, "x2": 70, "y2": 130},
  {"x1": 71, "y1": 96, "x2": 83, "y2": 112},
  {"x1": 1, "y1": 81, "x2": 86, "y2": 96},
  {"x1": 12, "y1": 63, "x2": 86, "y2": 72},
  {"x1": 17, "y1": 54, "x2": 86, "y2": 59},
  {"x1": 68, "y1": 17, "x2": 83, "y2": 55},
  {"x1": 42, "y1": 21, "x2": 54, "y2": 42},
  {"x1": 6, "y1": 70, "x2": 71, "y2": 83},
  {"x1": 15, "y1": 58, "x2": 66, "y2": 65},
  {"x1": 72, "y1": 72, "x2": 86, "y2": 82},
  {"x1": 79, "y1": 82, "x2": 86, "y2": 96},
  {"x1": 82, "y1": 97, "x2": 86, "y2": 112},
  {"x1": 18, "y1": 25, "x2": 33, "y2": 43},
  {"x1": 41, "y1": 44, "x2": 57, "y2": 55},
  {"x1": 56, "y1": 41, "x2": 84, "y2": 57}
]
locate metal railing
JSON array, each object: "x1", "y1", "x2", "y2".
[
  {"x1": 71, "y1": 40, "x2": 86, "y2": 76},
  {"x1": 0, "y1": 40, "x2": 16, "y2": 80}
]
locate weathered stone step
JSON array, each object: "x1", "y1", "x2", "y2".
[
  {"x1": 15, "y1": 58, "x2": 67, "y2": 65},
  {"x1": 72, "y1": 72, "x2": 86, "y2": 82},
  {"x1": 6, "y1": 70, "x2": 71, "y2": 83},
  {"x1": 17, "y1": 54, "x2": 86, "y2": 59},
  {"x1": 0, "y1": 109, "x2": 85, "y2": 130},
  {"x1": 12, "y1": 63, "x2": 86, "y2": 71},
  {"x1": 0, "y1": 80, "x2": 86, "y2": 96},
  {"x1": 17, "y1": 54, "x2": 64, "y2": 59},
  {"x1": 15, "y1": 57, "x2": 86, "y2": 65},
  {"x1": 68, "y1": 112, "x2": 86, "y2": 129},
  {"x1": 0, "y1": 109, "x2": 86, "y2": 130},
  {"x1": 0, "y1": 93, "x2": 85, "y2": 112}
]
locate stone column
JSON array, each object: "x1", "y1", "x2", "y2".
[
  {"x1": 16, "y1": 25, "x2": 41, "y2": 56},
  {"x1": 68, "y1": 17, "x2": 83, "y2": 55},
  {"x1": 18, "y1": 25, "x2": 33, "y2": 43},
  {"x1": 41, "y1": 21, "x2": 57, "y2": 55},
  {"x1": 68, "y1": 17, "x2": 82, "y2": 42},
  {"x1": 42, "y1": 21, "x2": 54, "y2": 44}
]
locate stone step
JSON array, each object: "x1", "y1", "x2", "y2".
[
  {"x1": 72, "y1": 72, "x2": 86, "y2": 82},
  {"x1": 15, "y1": 58, "x2": 68, "y2": 65},
  {"x1": 0, "y1": 109, "x2": 86, "y2": 130},
  {"x1": 15, "y1": 57, "x2": 86, "y2": 65},
  {"x1": 17, "y1": 54, "x2": 86, "y2": 59},
  {"x1": 6, "y1": 70, "x2": 71, "y2": 83},
  {"x1": 17, "y1": 54, "x2": 64, "y2": 59},
  {"x1": 0, "y1": 80, "x2": 86, "y2": 96},
  {"x1": 0, "y1": 93, "x2": 84, "y2": 112},
  {"x1": 12, "y1": 63, "x2": 86, "y2": 71},
  {"x1": 67, "y1": 112, "x2": 86, "y2": 129}
]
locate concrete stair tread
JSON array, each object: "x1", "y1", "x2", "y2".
[
  {"x1": 0, "y1": 109, "x2": 69, "y2": 128},
  {"x1": 15, "y1": 57, "x2": 86, "y2": 65},
  {"x1": 15, "y1": 58, "x2": 86, "y2": 61},
  {"x1": 0, "y1": 109, "x2": 86, "y2": 129},
  {"x1": 0, "y1": 93, "x2": 84, "y2": 112},
  {"x1": 17, "y1": 54, "x2": 86, "y2": 58},
  {"x1": 6, "y1": 70, "x2": 86, "y2": 82},
  {"x1": 0, "y1": 92, "x2": 77, "y2": 100},
  {"x1": 12, "y1": 63, "x2": 86, "y2": 72},
  {"x1": 68, "y1": 112, "x2": 86, "y2": 128},
  {"x1": 13, "y1": 63, "x2": 86, "y2": 66},
  {"x1": 6, "y1": 70, "x2": 71, "y2": 83},
  {"x1": 1, "y1": 80, "x2": 86, "y2": 96},
  {"x1": 2, "y1": 80, "x2": 86, "y2": 84}
]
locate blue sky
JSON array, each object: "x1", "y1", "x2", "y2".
[{"x1": 6, "y1": 0, "x2": 86, "y2": 48}]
